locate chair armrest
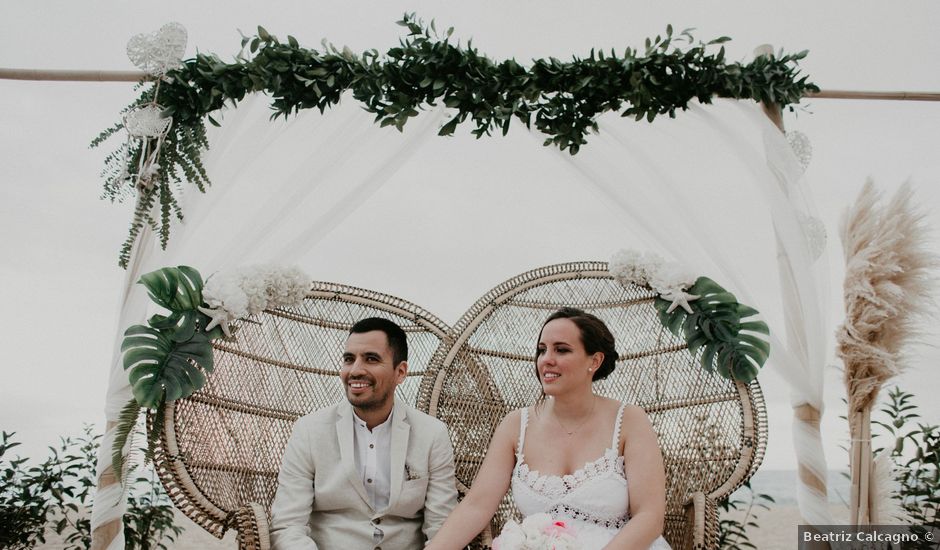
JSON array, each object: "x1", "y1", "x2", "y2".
[
  {"x1": 683, "y1": 491, "x2": 719, "y2": 550},
  {"x1": 234, "y1": 502, "x2": 271, "y2": 550},
  {"x1": 470, "y1": 522, "x2": 493, "y2": 550}
]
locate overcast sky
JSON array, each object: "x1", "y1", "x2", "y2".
[{"x1": 1, "y1": 1, "x2": 938, "y2": 476}]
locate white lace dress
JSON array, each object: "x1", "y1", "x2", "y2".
[{"x1": 510, "y1": 404, "x2": 671, "y2": 550}]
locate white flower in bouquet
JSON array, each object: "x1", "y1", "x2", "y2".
[
  {"x1": 264, "y1": 266, "x2": 311, "y2": 308},
  {"x1": 238, "y1": 266, "x2": 270, "y2": 316},
  {"x1": 201, "y1": 265, "x2": 312, "y2": 336},
  {"x1": 610, "y1": 249, "x2": 647, "y2": 285},
  {"x1": 612, "y1": 249, "x2": 690, "y2": 292},
  {"x1": 203, "y1": 275, "x2": 249, "y2": 319},
  {"x1": 648, "y1": 261, "x2": 697, "y2": 296},
  {"x1": 492, "y1": 513, "x2": 581, "y2": 550}
]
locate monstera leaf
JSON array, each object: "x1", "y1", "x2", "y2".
[
  {"x1": 655, "y1": 277, "x2": 770, "y2": 383},
  {"x1": 138, "y1": 266, "x2": 205, "y2": 339},
  {"x1": 121, "y1": 266, "x2": 222, "y2": 408},
  {"x1": 122, "y1": 322, "x2": 219, "y2": 407},
  {"x1": 114, "y1": 265, "x2": 222, "y2": 482}
]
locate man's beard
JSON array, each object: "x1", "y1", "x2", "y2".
[{"x1": 346, "y1": 377, "x2": 391, "y2": 410}]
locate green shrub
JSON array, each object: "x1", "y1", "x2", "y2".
[
  {"x1": 0, "y1": 427, "x2": 97, "y2": 549},
  {"x1": 0, "y1": 425, "x2": 181, "y2": 549},
  {"x1": 872, "y1": 387, "x2": 940, "y2": 527},
  {"x1": 717, "y1": 480, "x2": 774, "y2": 549}
]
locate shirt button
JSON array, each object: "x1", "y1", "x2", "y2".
[
  {"x1": 367, "y1": 478, "x2": 373, "y2": 483},
  {"x1": 369, "y1": 443, "x2": 374, "y2": 449}
]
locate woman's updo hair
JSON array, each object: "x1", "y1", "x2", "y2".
[{"x1": 538, "y1": 307, "x2": 618, "y2": 382}]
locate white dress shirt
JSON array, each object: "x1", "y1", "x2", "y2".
[{"x1": 353, "y1": 410, "x2": 393, "y2": 512}]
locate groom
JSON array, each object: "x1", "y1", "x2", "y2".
[{"x1": 270, "y1": 317, "x2": 458, "y2": 549}]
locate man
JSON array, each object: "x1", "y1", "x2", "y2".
[{"x1": 270, "y1": 317, "x2": 459, "y2": 549}]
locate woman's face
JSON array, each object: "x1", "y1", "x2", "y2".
[{"x1": 536, "y1": 318, "x2": 599, "y2": 395}]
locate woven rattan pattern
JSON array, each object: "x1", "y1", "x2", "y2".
[
  {"x1": 152, "y1": 282, "x2": 451, "y2": 538},
  {"x1": 416, "y1": 262, "x2": 767, "y2": 549}
]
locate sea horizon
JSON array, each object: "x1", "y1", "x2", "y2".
[{"x1": 733, "y1": 469, "x2": 852, "y2": 507}]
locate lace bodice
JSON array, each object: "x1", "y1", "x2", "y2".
[{"x1": 509, "y1": 404, "x2": 671, "y2": 550}]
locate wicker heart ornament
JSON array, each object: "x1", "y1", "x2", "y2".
[{"x1": 126, "y1": 22, "x2": 187, "y2": 75}]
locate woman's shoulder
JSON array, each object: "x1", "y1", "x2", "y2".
[
  {"x1": 606, "y1": 400, "x2": 653, "y2": 448},
  {"x1": 503, "y1": 408, "x2": 524, "y2": 424},
  {"x1": 615, "y1": 402, "x2": 652, "y2": 427},
  {"x1": 491, "y1": 408, "x2": 524, "y2": 444},
  {"x1": 596, "y1": 395, "x2": 634, "y2": 416}
]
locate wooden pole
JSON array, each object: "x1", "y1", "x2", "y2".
[
  {"x1": 807, "y1": 90, "x2": 940, "y2": 101},
  {"x1": 794, "y1": 405, "x2": 829, "y2": 500},
  {"x1": 2, "y1": 67, "x2": 940, "y2": 102},
  {"x1": 0, "y1": 68, "x2": 148, "y2": 81},
  {"x1": 848, "y1": 407, "x2": 873, "y2": 525},
  {"x1": 91, "y1": 420, "x2": 122, "y2": 550}
]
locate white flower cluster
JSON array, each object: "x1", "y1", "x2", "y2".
[
  {"x1": 492, "y1": 513, "x2": 581, "y2": 550},
  {"x1": 609, "y1": 249, "x2": 697, "y2": 296},
  {"x1": 202, "y1": 265, "x2": 311, "y2": 320}
]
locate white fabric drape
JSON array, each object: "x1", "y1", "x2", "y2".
[
  {"x1": 556, "y1": 102, "x2": 832, "y2": 523},
  {"x1": 93, "y1": 96, "x2": 832, "y2": 538},
  {"x1": 91, "y1": 95, "x2": 446, "y2": 546}
]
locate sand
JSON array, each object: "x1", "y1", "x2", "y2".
[
  {"x1": 35, "y1": 503, "x2": 850, "y2": 548},
  {"x1": 726, "y1": 504, "x2": 851, "y2": 550},
  {"x1": 36, "y1": 504, "x2": 847, "y2": 549}
]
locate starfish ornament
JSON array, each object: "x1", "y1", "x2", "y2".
[
  {"x1": 198, "y1": 306, "x2": 233, "y2": 337},
  {"x1": 662, "y1": 290, "x2": 701, "y2": 314}
]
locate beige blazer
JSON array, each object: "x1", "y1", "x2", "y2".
[{"x1": 270, "y1": 400, "x2": 458, "y2": 550}]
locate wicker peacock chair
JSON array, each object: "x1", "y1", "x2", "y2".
[
  {"x1": 417, "y1": 262, "x2": 768, "y2": 550},
  {"x1": 150, "y1": 263, "x2": 767, "y2": 550},
  {"x1": 149, "y1": 282, "x2": 451, "y2": 549}
]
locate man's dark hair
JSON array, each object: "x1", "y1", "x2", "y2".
[{"x1": 349, "y1": 317, "x2": 408, "y2": 366}]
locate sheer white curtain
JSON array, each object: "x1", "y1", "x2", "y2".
[
  {"x1": 92, "y1": 95, "x2": 447, "y2": 548},
  {"x1": 560, "y1": 100, "x2": 832, "y2": 524},
  {"x1": 93, "y1": 96, "x2": 832, "y2": 544}
]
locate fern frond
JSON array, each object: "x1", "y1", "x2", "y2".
[
  {"x1": 111, "y1": 398, "x2": 142, "y2": 486},
  {"x1": 144, "y1": 401, "x2": 167, "y2": 464}
]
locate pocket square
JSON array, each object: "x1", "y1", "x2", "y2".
[{"x1": 404, "y1": 463, "x2": 422, "y2": 481}]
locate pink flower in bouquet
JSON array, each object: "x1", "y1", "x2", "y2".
[
  {"x1": 542, "y1": 519, "x2": 576, "y2": 539},
  {"x1": 493, "y1": 513, "x2": 581, "y2": 549}
]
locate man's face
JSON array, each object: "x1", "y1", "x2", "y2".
[{"x1": 340, "y1": 330, "x2": 407, "y2": 411}]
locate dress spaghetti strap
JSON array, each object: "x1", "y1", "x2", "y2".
[
  {"x1": 611, "y1": 402, "x2": 627, "y2": 450},
  {"x1": 516, "y1": 407, "x2": 530, "y2": 458}
]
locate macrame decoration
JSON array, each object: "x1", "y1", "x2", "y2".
[
  {"x1": 797, "y1": 211, "x2": 828, "y2": 260},
  {"x1": 120, "y1": 23, "x2": 186, "y2": 189},
  {"x1": 122, "y1": 104, "x2": 172, "y2": 189},
  {"x1": 786, "y1": 130, "x2": 813, "y2": 172}
]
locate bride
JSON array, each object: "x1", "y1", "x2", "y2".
[{"x1": 427, "y1": 307, "x2": 671, "y2": 550}]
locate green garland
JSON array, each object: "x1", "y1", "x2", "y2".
[{"x1": 93, "y1": 14, "x2": 818, "y2": 268}]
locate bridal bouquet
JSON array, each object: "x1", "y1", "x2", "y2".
[{"x1": 492, "y1": 513, "x2": 582, "y2": 550}]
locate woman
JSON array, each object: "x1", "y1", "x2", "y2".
[{"x1": 427, "y1": 307, "x2": 671, "y2": 550}]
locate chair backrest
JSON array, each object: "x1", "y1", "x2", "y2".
[
  {"x1": 152, "y1": 282, "x2": 450, "y2": 538},
  {"x1": 416, "y1": 262, "x2": 767, "y2": 547}
]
